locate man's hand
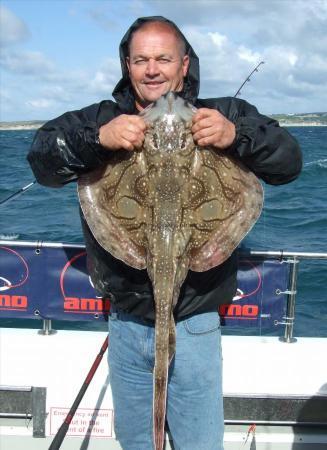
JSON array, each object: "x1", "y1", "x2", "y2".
[
  {"x1": 99, "y1": 115, "x2": 147, "y2": 151},
  {"x1": 192, "y1": 108, "x2": 236, "y2": 150}
]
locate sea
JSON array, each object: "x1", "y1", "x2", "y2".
[{"x1": 0, "y1": 127, "x2": 326, "y2": 337}]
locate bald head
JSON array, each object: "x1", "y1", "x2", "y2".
[{"x1": 128, "y1": 21, "x2": 187, "y2": 58}]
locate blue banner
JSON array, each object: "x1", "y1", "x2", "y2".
[{"x1": 0, "y1": 242, "x2": 289, "y2": 328}]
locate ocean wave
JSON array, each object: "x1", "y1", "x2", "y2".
[
  {"x1": 0, "y1": 233, "x2": 20, "y2": 241},
  {"x1": 287, "y1": 217, "x2": 327, "y2": 229},
  {"x1": 304, "y1": 158, "x2": 327, "y2": 169}
]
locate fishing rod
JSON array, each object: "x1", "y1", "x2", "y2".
[
  {"x1": 48, "y1": 335, "x2": 109, "y2": 450},
  {"x1": 234, "y1": 61, "x2": 265, "y2": 98},
  {"x1": 0, "y1": 180, "x2": 36, "y2": 206}
]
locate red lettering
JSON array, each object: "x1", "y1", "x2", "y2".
[
  {"x1": 0, "y1": 295, "x2": 28, "y2": 309},
  {"x1": 219, "y1": 304, "x2": 259, "y2": 318},
  {"x1": 242, "y1": 305, "x2": 258, "y2": 317},
  {"x1": 64, "y1": 297, "x2": 110, "y2": 312},
  {"x1": 12, "y1": 296, "x2": 28, "y2": 308},
  {"x1": 0, "y1": 295, "x2": 10, "y2": 307},
  {"x1": 219, "y1": 304, "x2": 242, "y2": 316},
  {"x1": 64, "y1": 297, "x2": 80, "y2": 310},
  {"x1": 81, "y1": 298, "x2": 105, "y2": 311}
]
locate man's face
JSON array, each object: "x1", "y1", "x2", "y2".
[{"x1": 126, "y1": 26, "x2": 190, "y2": 110}]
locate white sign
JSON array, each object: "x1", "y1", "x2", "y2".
[{"x1": 50, "y1": 407, "x2": 114, "y2": 438}]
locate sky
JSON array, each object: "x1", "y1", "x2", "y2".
[{"x1": 1, "y1": 0, "x2": 327, "y2": 121}]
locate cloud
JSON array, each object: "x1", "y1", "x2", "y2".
[
  {"x1": 89, "y1": 57, "x2": 121, "y2": 95},
  {"x1": 189, "y1": 33, "x2": 320, "y2": 113},
  {"x1": 87, "y1": 8, "x2": 119, "y2": 31},
  {"x1": 38, "y1": 85, "x2": 74, "y2": 103},
  {"x1": 1, "y1": 0, "x2": 326, "y2": 119},
  {"x1": 237, "y1": 46, "x2": 261, "y2": 64},
  {"x1": 0, "y1": 5, "x2": 30, "y2": 45},
  {"x1": 181, "y1": 26, "x2": 262, "y2": 90},
  {"x1": 209, "y1": 32, "x2": 227, "y2": 48},
  {"x1": 0, "y1": 49, "x2": 55, "y2": 75},
  {"x1": 156, "y1": 0, "x2": 326, "y2": 113},
  {"x1": 26, "y1": 98, "x2": 56, "y2": 109},
  {"x1": 15, "y1": 57, "x2": 122, "y2": 120}
]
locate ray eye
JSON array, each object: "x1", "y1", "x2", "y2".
[
  {"x1": 152, "y1": 134, "x2": 159, "y2": 149},
  {"x1": 180, "y1": 133, "x2": 186, "y2": 149}
]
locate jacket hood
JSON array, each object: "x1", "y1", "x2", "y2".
[{"x1": 112, "y1": 16, "x2": 200, "y2": 112}]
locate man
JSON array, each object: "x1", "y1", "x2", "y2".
[{"x1": 28, "y1": 16, "x2": 302, "y2": 450}]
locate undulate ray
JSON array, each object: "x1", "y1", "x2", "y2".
[{"x1": 78, "y1": 92, "x2": 263, "y2": 450}]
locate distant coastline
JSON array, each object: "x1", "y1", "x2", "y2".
[
  {"x1": 271, "y1": 112, "x2": 327, "y2": 127},
  {"x1": 0, "y1": 121, "x2": 45, "y2": 131},
  {"x1": 278, "y1": 122, "x2": 327, "y2": 127},
  {"x1": 1, "y1": 112, "x2": 326, "y2": 130},
  {"x1": 2, "y1": 123, "x2": 326, "y2": 130}
]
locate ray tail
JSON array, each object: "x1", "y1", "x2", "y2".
[{"x1": 151, "y1": 255, "x2": 177, "y2": 450}]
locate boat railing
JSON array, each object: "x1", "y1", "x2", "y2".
[
  {"x1": 244, "y1": 250, "x2": 327, "y2": 343},
  {"x1": 0, "y1": 240, "x2": 326, "y2": 342}
]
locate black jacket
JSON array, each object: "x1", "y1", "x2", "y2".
[{"x1": 27, "y1": 16, "x2": 302, "y2": 321}]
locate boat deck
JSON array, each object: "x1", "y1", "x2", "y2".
[{"x1": 1, "y1": 328, "x2": 326, "y2": 449}]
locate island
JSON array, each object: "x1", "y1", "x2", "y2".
[
  {"x1": 1, "y1": 112, "x2": 326, "y2": 130},
  {"x1": 0, "y1": 120, "x2": 46, "y2": 130},
  {"x1": 270, "y1": 112, "x2": 327, "y2": 127}
]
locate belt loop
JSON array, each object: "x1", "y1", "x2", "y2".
[{"x1": 110, "y1": 303, "x2": 118, "y2": 319}]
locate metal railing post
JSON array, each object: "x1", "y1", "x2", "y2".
[
  {"x1": 38, "y1": 319, "x2": 56, "y2": 336},
  {"x1": 279, "y1": 256, "x2": 299, "y2": 343}
]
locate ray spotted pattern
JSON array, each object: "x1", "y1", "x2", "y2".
[{"x1": 78, "y1": 92, "x2": 263, "y2": 450}]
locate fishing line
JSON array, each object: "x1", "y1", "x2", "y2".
[
  {"x1": 0, "y1": 180, "x2": 36, "y2": 206},
  {"x1": 233, "y1": 60, "x2": 266, "y2": 336}
]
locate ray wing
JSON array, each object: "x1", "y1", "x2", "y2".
[
  {"x1": 78, "y1": 151, "x2": 149, "y2": 270},
  {"x1": 185, "y1": 147, "x2": 263, "y2": 271}
]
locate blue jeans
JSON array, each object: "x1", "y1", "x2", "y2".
[{"x1": 108, "y1": 308, "x2": 224, "y2": 450}]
